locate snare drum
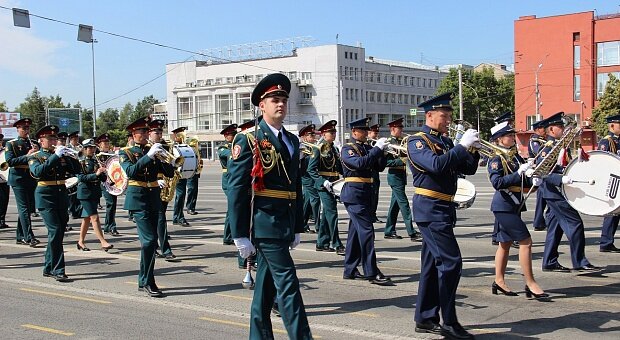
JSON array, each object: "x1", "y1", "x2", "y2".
[
  {"x1": 173, "y1": 144, "x2": 198, "y2": 179},
  {"x1": 454, "y1": 178, "x2": 476, "y2": 209},
  {"x1": 330, "y1": 178, "x2": 345, "y2": 201},
  {"x1": 65, "y1": 177, "x2": 79, "y2": 196},
  {"x1": 562, "y1": 150, "x2": 620, "y2": 216}
]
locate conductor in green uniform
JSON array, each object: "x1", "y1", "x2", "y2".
[
  {"x1": 383, "y1": 117, "x2": 422, "y2": 242},
  {"x1": 29, "y1": 125, "x2": 80, "y2": 281},
  {"x1": 5, "y1": 118, "x2": 40, "y2": 247},
  {"x1": 119, "y1": 117, "x2": 175, "y2": 297},
  {"x1": 228, "y1": 73, "x2": 312, "y2": 339}
]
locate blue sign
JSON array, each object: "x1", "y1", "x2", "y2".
[{"x1": 59, "y1": 118, "x2": 70, "y2": 127}]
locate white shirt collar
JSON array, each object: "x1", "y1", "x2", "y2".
[{"x1": 265, "y1": 122, "x2": 283, "y2": 137}]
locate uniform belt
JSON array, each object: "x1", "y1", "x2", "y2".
[
  {"x1": 388, "y1": 166, "x2": 407, "y2": 171},
  {"x1": 414, "y1": 188, "x2": 454, "y2": 202},
  {"x1": 128, "y1": 180, "x2": 159, "y2": 188},
  {"x1": 14, "y1": 165, "x2": 29, "y2": 169},
  {"x1": 344, "y1": 177, "x2": 373, "y2": 183},
  {"x1": 254, "y1": 189, "x2": 297, "y2": 200},
  {"x1": 222, "y1": 168, "x2": 228, "y2": 173},
  {"x1": 319, "y1": 171, "x2": 339, "y2": 177},
  {"x1": 507, "y1": 186, "x2": 532, "y2": 193},
  {"x1": 38, "y1": 180, "x2": 66, "y2": 186}
]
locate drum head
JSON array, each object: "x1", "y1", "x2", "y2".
[
  {"x1": 562, "y1": 150, "x2": 620, "y2": 216},
  {"x1": 65, "y1": 177, "x2": 79, "y2": 188},
  {"x1": 454, "y1": 178, "x2": 476, "y2": 204},
  {"x1": 105, "y1": 155, "x2": 128, "y2": 196},
  {"x1": 174, "y1": 145, "x2": 198, "y2": 179},
  {"x1": 0, "y1": 150, "x2": 9, "y2": 183}
]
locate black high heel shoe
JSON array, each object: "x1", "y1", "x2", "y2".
[
  {"x1": 77, "y1": 243, "x2": 91, "y2": 251},
  {"x1": 525, "y1": 285, "x2": 550, "y2": 300},
  {"x1": 492, "y1": 282, "x2": 518, "y2": 296},
  {"x1": 101, "y1": 244, "x2": 114, "y2": 252}
]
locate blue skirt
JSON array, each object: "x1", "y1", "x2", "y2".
[
  {"x1": 80, "y1": 199, "x2": 99, "y2": 217},
  {"x1": 493, "y1": 211, "x2": 531, "y2": 242}
]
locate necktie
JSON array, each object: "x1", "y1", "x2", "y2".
[{"x1": 278, "y1": 132, "x2": 290, "y2": 159}]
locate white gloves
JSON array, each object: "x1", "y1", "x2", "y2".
[
  {"x1": 147, "y1": 143, "x2": 162, "y2": 159},
  {"x1": 157, "y1": 179, "x2": 167, "y2": 188},
  {"x1": 323, "y1": 180, "x2": 332, "y2": 191},
  {"x1": 458, "y1": 129, "x2": 479, "y2": 148},
  {"x1": 290, "y1": 233, "x2": 301, "y2": 249},
  {"x1": 374, "y1": 137, "x2": 389, "y2": 150},
  {"x1": 525, "y1": 168, "x2": 535, "y2": 177},
  {"x1": 562, "y1": 176, "x2": 573, "y2": 185},
  {"x1": 517, "y1": 163, "x2": 531, "y2": 176},
  {"x1": 233, "y1": 237, "x2": 256, "y2": 259},
  {"x1": 54, "y1": 146, "x2": 67, "y2": 157},
  {"x1": 532, "y1": 177, "x2": 543, "y2": 187}
]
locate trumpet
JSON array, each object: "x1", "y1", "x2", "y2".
[
  {"x1": 448, "y1": 121, "x2": 508, "y2": 158},
  {"x1": 149, "y1": 143, "x2": 184, "y2": 167},
  {"x1": 368, "y1": 138, "x2": 408, "y2": 157},
  {"x1": 300, "y1": 141, "x2": 319, "y2": 155}
]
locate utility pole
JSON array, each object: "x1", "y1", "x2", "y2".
[
  {"x1": 458, "y1": 66, "x2": 463, "y2": 121},
  {"x1": 535, "y1": 63, "x2": 542, "y2": 121}
]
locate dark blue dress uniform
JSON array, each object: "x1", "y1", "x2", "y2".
[
  {"x1": 227, "y1": 74, "x2": 311, "y2": 339},
  {"x1": 67, "y1": 131, "x2": 83, "y2": 219},
  {"x1": 172, "y1": 126, "x2": 189, "y2": 227},
  {"x1": 218, "y1": 123, "x2": 238, "y2": 245},
  {"x1": 535, "y1": 112, "x2": 592, "y2": 270},
  {"x1": 119, "y1": 117, "x2": 175, "y2": 295},
  {"x1": 408, "y1": 93, "x2": 479, "y2": 329},
  {"x1": 5, "y1": 118, "x2": 38, "y2": 245},
  {"x1": 29, "y1": 125, "x2": 80, "y2": 281},
  {"x1": 383, "y1": 117, "x2": 420, "y2": 240},
  {"x1": 368, "y1": 124, "x2": 382, "y2": 223},
  {"x1": 95, "y1": 134, "x2": 119, "y2": 235},
  {"x1": 0, "y1": 134, "x2": 9, "y2": 229},
  {"x1": 528, "y1": 120, "x2": 547, "y2": 230},
  {"x1": 341, "y1": 118, "x2": 389, "y2": 282},
  {"x1": 299, "y1": 124, "x2": 321, "y2": 233},
  {"x1": 598, "y1": 114, "x2": 620, "y2": 252},
  {"x1": 308, "y1": 120, "x2": 344, "y2": 253},
  {"x1": 76, "y1": 141, "x2": 107, "y2": 217}
]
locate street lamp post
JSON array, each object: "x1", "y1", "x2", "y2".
[
  {"x1": 462, "y1": 82, "x2": 480, "y2": 131},
  {"x1": 90, "y1": 38, "x2": 97, "y2": 137}
]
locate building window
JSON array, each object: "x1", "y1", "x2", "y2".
[
  {"x1": 574, "y1": 75, "x2": 581, "y2": 101},
  {"x1": 376, "y1": 73, "x2": 381, "y2": 83},
  {"x1": 196, "y1": 95, "x2": 213, "y2": 130},
  {"x1": 355, "y1": 89, "x2": 359, "y2": 101},
  {"x1": 573, "y1": 32, "x2": 580, "y2": 42},
  {"x1": 177, "y1": 97, "x2": 194, "y2": 131},
  {"x1": 288, "y1": 72, "x2": 297, "y2": 81},
  {"x1": 384, "y1": 93, "x2": 389, "y2": 103},
  {"x1": 404, "y1": 76, "x2": 408, "y2": 86},
  {"x1": 255, "y1": 74, "x2": 263, "y2": 81},
  {"x1": 574, "y1": 45, "x2": 580, "y2": 69},
  {"x1": 354, "y1": 68, "x2": 358, "y2": 81},
  {"x1": 215, "y1": 78, "x2": 222, "y2": 85},
  {"x1": 354, "y1": 52, "x2": 358, "y2": 60},
  {"x1": 344, "y1": 67, "x2": 349, "y2": 79},
  {"x1": 597, "y1": 41, "x2": 620, "y2": 66},
  {"x1": 597, "y1": 71, "x2": 620, "y2": 98},
  {"x1": 405, "y1": 115, "x2": 415, "y2": 128},
  {"x1": 216, "y1": 94, "x2": 233, "y2": 130},
  {"x1": 300, "y1": 91, "x2": 312, "y2": 105},
  {"x1": 526, "y1": 115, "x2": 537, "y2": 130},
  {"x1": 226, "y1": 77, "x2": 234, "y2": 84},
  {"x1": 397, "y1": 75, "x2": 402, "y2": 85},
  {"x1": 391, "y1": 93, "x2": 396, "y2": 103},
  {"x1": 369, "y1": 91, "x2": 375, "y2": 102},
  {"x1": 302, "y1": 72, "x2": 312, "y2": 80},
  {"x1": 237, "y1": 93, "x2": 253, "y2": 123},
  {"x1": 378, "y1": 114, "x2": 389, "y2": 127},
  {"x1": 345, "y1": 51, "x2": 348, "y2": 59}
]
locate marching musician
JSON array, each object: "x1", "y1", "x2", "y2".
[
  {"x1": 67, "y1": 131, "x2": 82, "y2": 220},
  {"x1": 75, "y1": 138, "x2": 113, "y2": 252},
  {"x1": 536, "y1": 112, "x2": 598, "y2": 272},
  {"x1": 408, "y1": 93, "x2": 479, "y2": 339},
  {"x1": 0, "y1": 133, "x2": 9, "y2": 229},
  {"x1": 149, "y1": 119, "x2": 177, "y2": 261},
  {"x1": 218, "y1": 123, "x2": 238, "y2": 246},
  {"x1": 299, "y1": 124, "x2": 321, "y2": 234},
  {"x1": 228, "y1": 73, "x2": 312, "y2": 339},
  {"x1": 368, "y1": 124, "x2": 382, "y2": 223},
  {"x1": 5, "y1": 118, "x2": 39, "y2": 247},
  {"x1": 308, "y1": 120, "x2": 345, "y2": 255},
  {"x1": 29, "y1": 125, "x2": 81, "y2": 282},
  {"x1": 171, "y1": 126, "x2": 190, "y2": 227},
  {"x1": 127, "y1": 132, "x2": 135, "y2": 223},
  {"x1": 119, "y1": 117, "x2": 175, "y2": 297},
  {"x1": 383, "y1": 117, "x2": 422, "y2": 241},
  {"x1": 597, "y1": 114, "x2": 620, "y2": 253},
  {"x1": 528, "y1": 120, "x2": 547, "y2": 232},
  {"x1": 185, "y1": 138, "x2": 202, "y2": 216},
  {"x1": 97, "y1": 133, "x2": 120, "y2": 236},
  {"x1": 56, "y1": 131, "x2": 68, "y2": 146},
  {"x1": 341, "y1": 117, "x2": 391, "y2": 285},
  {"x1": 486, "y1": 122, "x2": 547, "y2": 299},
  {"x1": 490, "y1": 112, "x2": 516, "y2": 247}
]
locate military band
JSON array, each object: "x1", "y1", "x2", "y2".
[
  {"x1": 67, "y1": 131, "x2": 83, "y2": 220},
  {"x1": 185, "y1": 134, "x2": 202, "y2": 215},
  {"x1": 528, "y1": 120, "x2": 548, "y2": 232},
  {"x1": 218, "y1": 123, "x2": 238, "y2": 246},
  {"x1": 171, "y1": 126, "x2": 190, "y2": 227},
  {"x1": 299, "y1": 124, "x2": 321, "y2": 233},
  {"x1": 0, "y1": 133, "x2": 9, "y2": 229},
  {"x1": 597, "y1": 114, "x2": 620, "y2": 253},
  {"x1": 96, "y1": 133, "x2": 120, "y2": 236},
  {"x1": 367, "y1": 124, "x2": 382, "y2": 223}
]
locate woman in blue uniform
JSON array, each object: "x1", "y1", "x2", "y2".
[{"x1": 487, "y1": 122, "x2": 547, "y2": 299}]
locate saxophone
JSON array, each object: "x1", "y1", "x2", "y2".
[{"x1": 158, "y1": 141, "x2": 180, "y2": 202}]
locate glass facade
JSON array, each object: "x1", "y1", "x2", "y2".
[
  {"x1": 597, "y1": 71, "x2": 620, "y2": 98},
  {"x1": 597, "y1": 41, "x2": 620, "y2": 67}
]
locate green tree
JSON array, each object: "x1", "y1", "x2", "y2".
[
  {"x1": 119, "y1": 103, "x2": 134, "y2": 128},
  {"x1": 132, "y1": 95, "x2": 159, "y2": 122},
  {"x1": 0, "y1": 101, "x2": 7, "y2": 112},
  {"x1": 436, "y1": 67, "x2": 514, "y2": 139},
  {"x1": 96, "y1": 108, "x2": 120, "y2": 134},
  {"x1": 72, "y1": 103, "x2": 94, "y2": 139},
  {"x1": 108, "y1": 128, "x2": 128, "y2": 147},
  {"x1": 16, "y1": 87, "x2": 46, "y2": 133},
  {"x1": 591, "y1": 74, "x2": 620, "y2": 137},
  {"x1": 46, "y1": 95, "x2": 67, "y2": 109}
]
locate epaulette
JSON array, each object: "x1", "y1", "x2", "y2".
[{"x1": 544, "y1": 140, "x2": 554, "y2": 147}]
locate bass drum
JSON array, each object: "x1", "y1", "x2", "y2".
[
  {"x1": 174, "y1": 144, "x2": 198, "y2": 179},
  {"x1": 104, "y1": 155, "x2": 128, "y2": 196},
  {"x1": 66, "y1": 177, "x2": 79, "y2": 196},
  {"x1": 330, "y1": 178, "x2": 345, "y2": 201},
  {"x1": 562, "y1": 150, "x2": 620, "y2": 216},
  {"x1": 454, "y1": 178, "x2": 476, "y2": 209},
  {"x1": 0, "y1": 150, "x2": 8, "y2": 183}
]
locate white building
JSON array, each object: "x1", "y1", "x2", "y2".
[{"x1": 166, "y1": 42, "x2": 449, "y2": 159}]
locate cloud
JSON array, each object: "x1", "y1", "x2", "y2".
[{"x1": 0, "y1": 1, "x2": 65, "y2": 78}]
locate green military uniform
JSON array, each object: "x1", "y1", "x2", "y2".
[
  {"x1": 97, "y1": 152, "x2": 118, "y2": 235},
  {"x1": 67, "y1": 131, "x2": 83, "y2": 219},
  {"x1": 172, "y1": 127, "x2": 189, "y2": 227},
  {"x1": 156, "y1": 139, "x2": 175, "y2": 259},
  {"x1": 228, "y1": 74, "x2": 311, "y2": 339},
  {"x1": 119, "y1": 117, "x2": 175, "y2": 296},
  {"x1": 0, "y1": 136, "x2": 9, "y2": 229},
  {"x1": 300, "y1": 144, "x2": 321, "y2": 233},
  {"x1": 29, "y1": 125, "x2": 79, "y2": 281},
  {"x1": 218, "y1": 141, "x2": 234, "y2": 244},
  {"x1": 5, "y1": 119, "x2": 38, "y2": 245}
]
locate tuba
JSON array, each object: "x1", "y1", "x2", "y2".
[{"x1": 187, "y1": 135, "x2": 203, "y2": 174}]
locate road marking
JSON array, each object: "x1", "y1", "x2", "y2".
[
  {"x1": 198, "y1": 316, "x2": 324, "y2": 339},
  {"x1": 215, "y1": 293, "x2": 252, "y2": 301},
  {"x1": 20, "y1": 288, "x2": 111, "y2": 304},
  {"x1": 21, "y1": 324, "x2": 74, "y2": 336}
]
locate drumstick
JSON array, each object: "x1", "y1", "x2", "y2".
[{"x1": 572, "y1": 179, "x2": 595, "y2": 185}]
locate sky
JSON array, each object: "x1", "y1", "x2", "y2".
[{"x1": 1, "y1": 0, "x2": 619, "y2": 113}]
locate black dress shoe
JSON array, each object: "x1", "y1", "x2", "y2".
[
  {"x1": 223, "y1": 240, "x2": 234, "y2": 245},
  {"x1": 180, "y1": 220, "x2": 190, "y2": 227},
  {"x1": 315, "y1": 245, "x2": 334, "y2": 252},
  {"x1": 109, "y1": 230, "x2": 120, "y2": 236},
  {"x1": 415, "y1": 321, "x2": 442, "y2": 335},
  {"x1": 336, "y1": 246, "x2": 346, "y2": 256},
  {"x1": 600, "y1": 245, "x2": 620, "y2": 253},
  {"x1": 66, "y1": 226, "x2": 73, "y2": 232},
  {"x1": 187, "y1": 210, "x2": 198, "y2": 215},
  {"x1": 155, "y1": 251, "x2": 164, "y2": 258},
  {"x1": 374, "y1": 218, "x2": 384, "y2": 223},
  {"x1": 575, "y1": 264, "x2": 602, "y2": 272},
  {"x1": 77, "y1": 243, "x2": 90, "y2": 251},
  {"x1": 441, "y1": 323, "x2": 474, "y2": 339},
  {"x1": 343, "y1": 271, "x2": 365, "y2": 280},
  {"x1": 164, "y1": 253, "x2": 177, "y2": 261},
  {"x1": 16, "y1": 239, "x2": 30, "y2": 245},
  {"x1": 43, "y1": 272, "x2": 53, "y2": 278},
  {"x1": 53, "y1": 274, "x2": 71, "y2": 282},
  {"x1": 542, "y1": 263, "x2": 571, "y2": 272},
  {"x1": 534, "y1": 226, "x2": 547, "y2": 231},
  {"x1": 29, "y1": 238, "x2": 40, "y2": 247},
  {"x1": 272, "y1": 303, "x2": 281, "y2": 317},
  {"x1": 491, "y1": 240, "x2": 499, "y2": 246},
  {"x1": 492, "y1": 281, "x2": 518, "y2": 296},
  {"x1": 0, "y1": 223, "x2": 9, "y2": 229},
  {"x1": 128, "y1": 216, "x2": 134, "y2": 222},
  {"x1": 384, "y1": 234, "x2": 403, "y2": 239},
  {"x1": 524, "y1": 285, "x2": 550, "y2": 300},
  {"x1": 369, "y1": 273, "x2": 393, "y2": 286},
  {"x1": 101, "y1": 244, "x2": 114, "y2": 252},
  {"x1": 410, "y1": 233, "x2": 423, "y2": 242},
  {"x1": 143, "y1": 284, "x2": 164, "y2": 297},
  {"x1": 511, "y1": 240, "x2": 520, "y2": 249}
]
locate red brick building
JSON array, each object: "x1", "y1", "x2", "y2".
[{"x1": 514, "y1": 11, "x2": 620, "y2": 153}]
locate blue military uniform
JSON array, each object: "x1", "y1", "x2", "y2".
[
  {"x1": 340, "y1": 117, "x2": 390, "y2": 284},
  {"x1": 76, "y1": 139, "x2": 107, "y2": 218},
  {"x1": 29, "y1": 125, "x2": 80, "y2": 281},
  {"x1": 218, "y1": 123, "x2": 238, "y2": 245},
  {"x1": 307, "y1": 120, "x2": 344, "y2": 254},
  {"x1": 408, "y1": 93, "x2": 479, "y2": 334},
  {"x1": 96, "y1": 133, "x2": 119, "y2": 236},
  {"x1": 119, "y1": 117, "x2": 175, "y2": 297},
  {"x1": 227, "y1": 74, "x2": 311, "y2": 339},
  {"x1": 490, "y1": 112, "x2": 515, "y2": 244},
  {"x1": 598, "y1": 114, "x2": 620, "y2": 252},
  {"x1": 383, "y1": 117, "x2": 421, "y2": 241},
  {"x1": 528, "y1": 120, "x2": 547, "y2": 231},
  {"x1": 5, "y1": 118, "x2": 38, "y2": 246},
  {"x1": 299, "y1": 124, "x2": 321, "y2": 233},
  {"x1": 172, "y1": 126, "x2": 190, "y2": 227},
  {"x1": 535, "y1": 112, "x2": 594, "y2": 271}
]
